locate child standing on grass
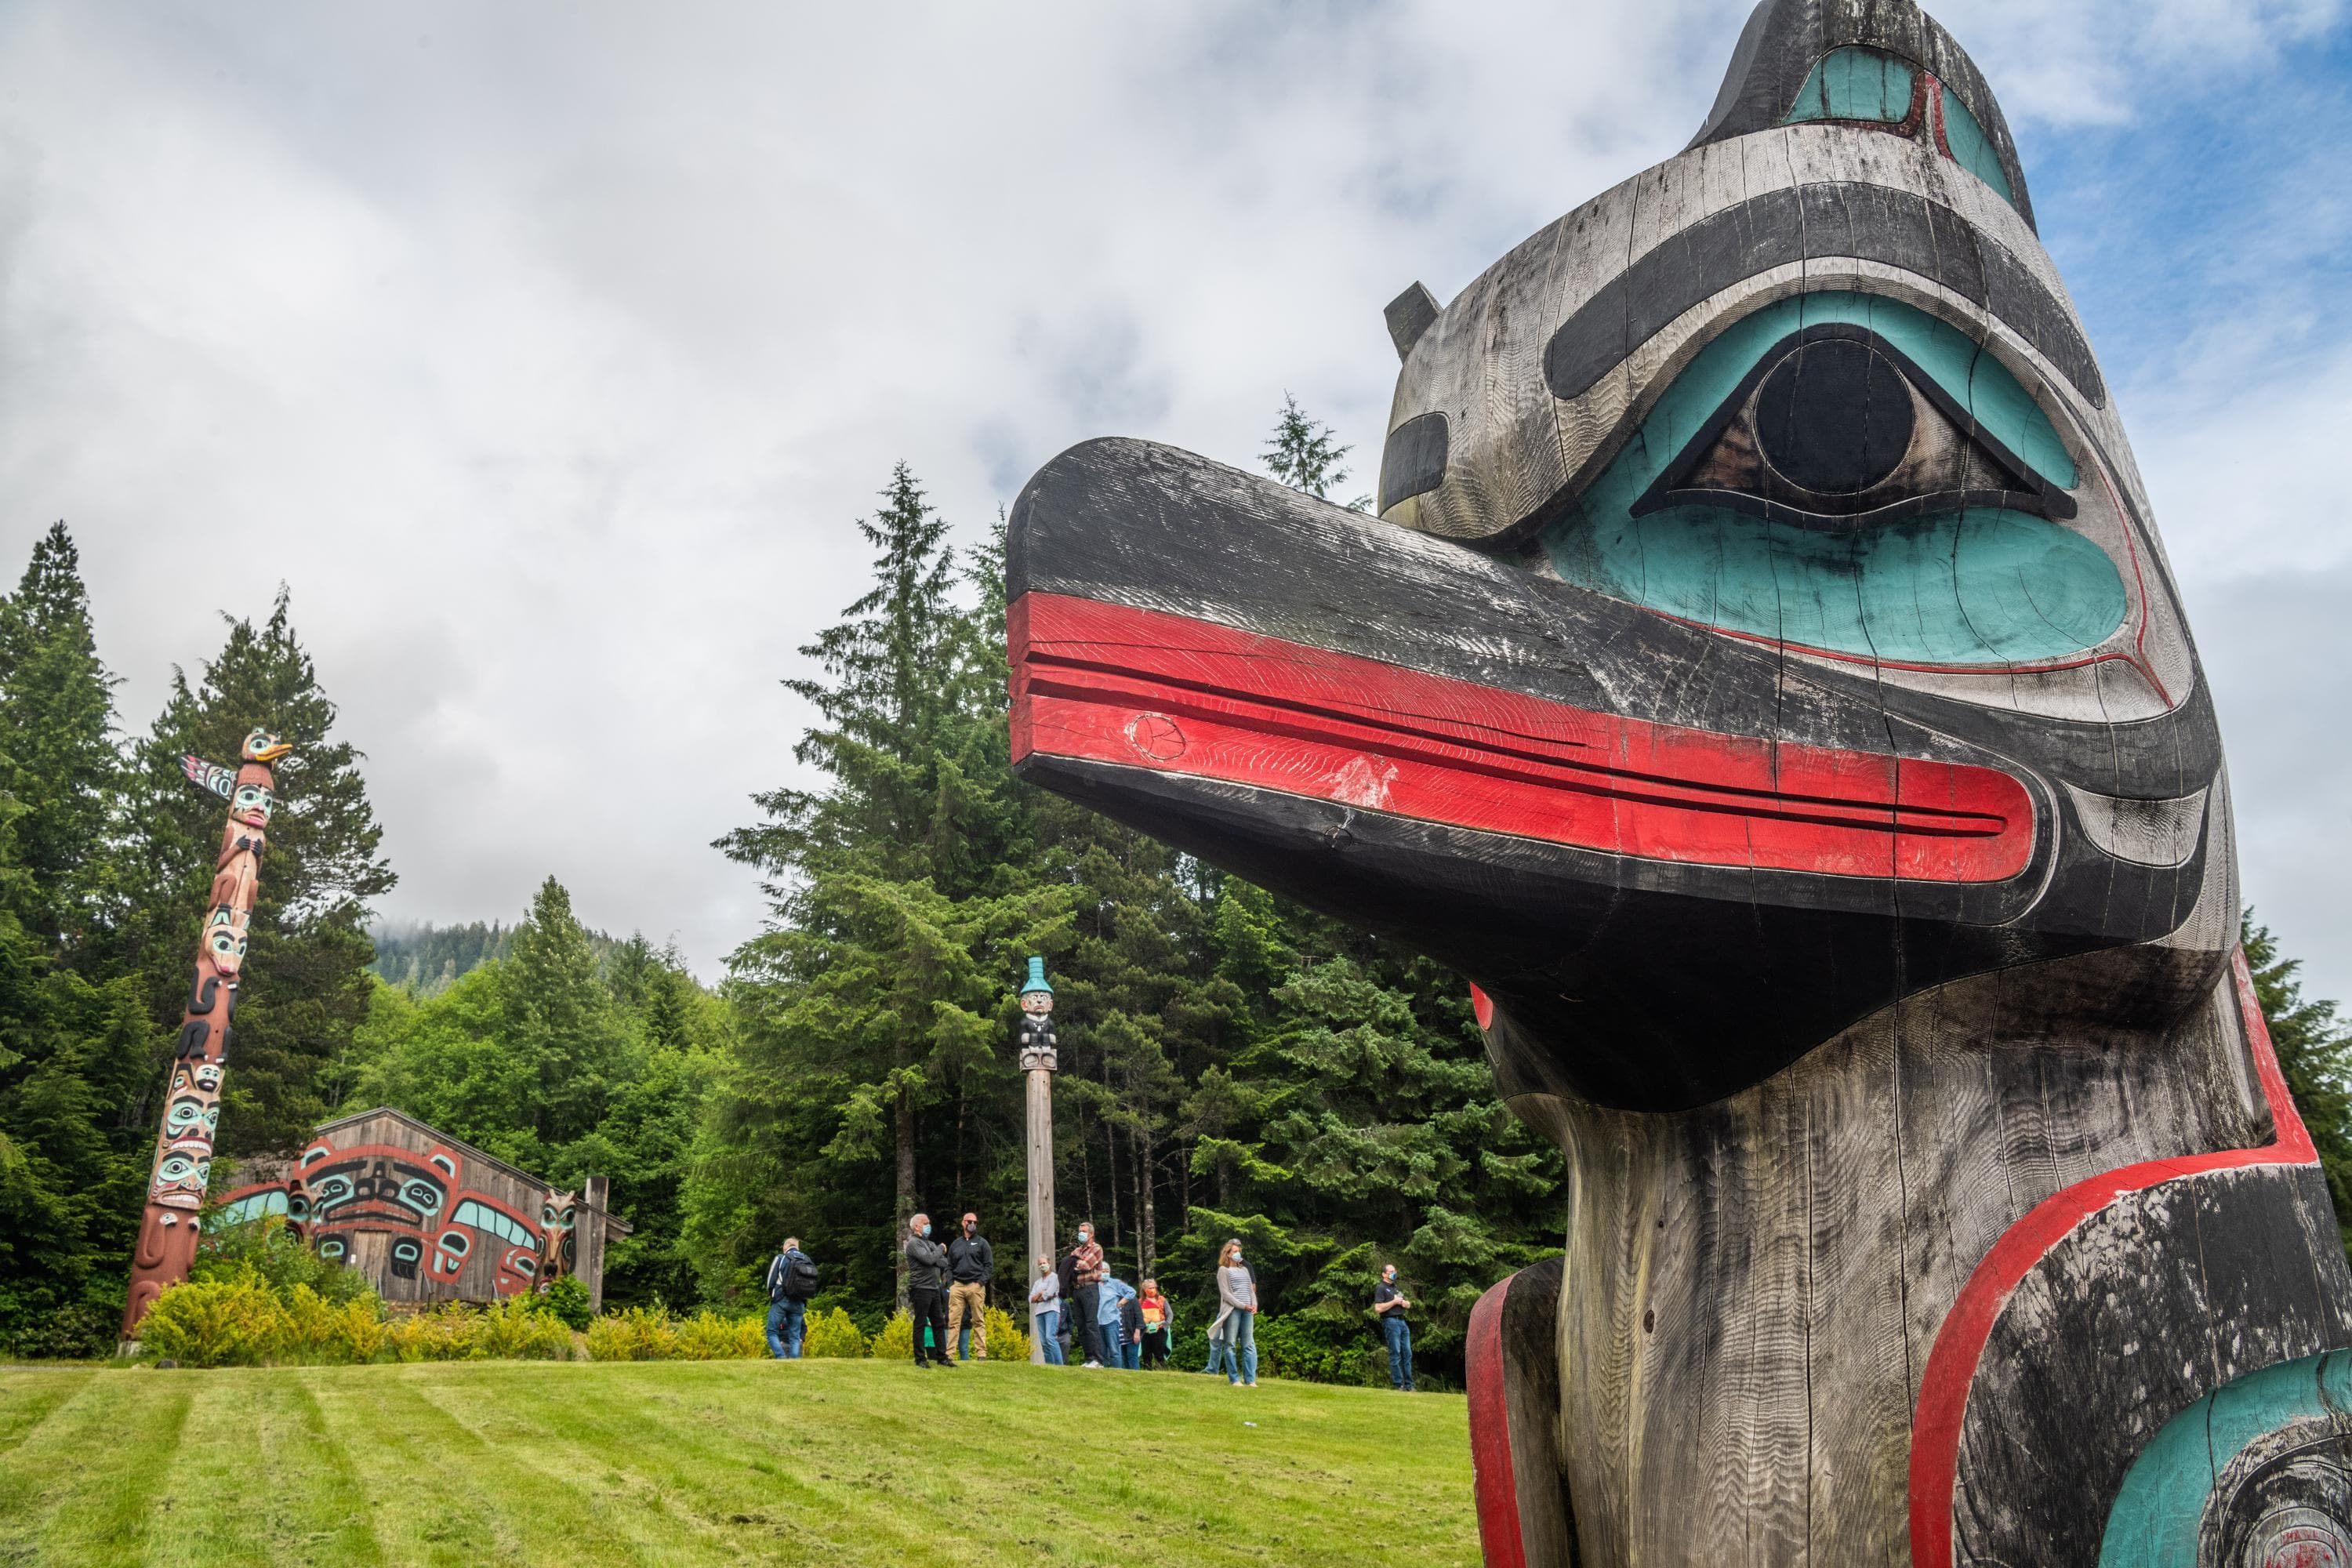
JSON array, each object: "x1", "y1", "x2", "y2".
[
  {"x1": 1138, "y1": 1279, "x2": 1173, "y2": 1368},
  {"x1": 1029, "y1": 1254, "x2": 1065, "y2": 1365}
]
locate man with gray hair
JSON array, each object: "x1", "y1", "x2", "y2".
[{"x1": 902, "y1": 1213, "x2": 954, "y2": 1368}]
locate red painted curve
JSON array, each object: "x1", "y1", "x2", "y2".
[
  {"x1": 1906, "y1": 948, "x2": 2315, "y2": 1567},
  {"x1": 1466, "y1": 1274, "x2": 1527, "y2": 1568},
  {"x1": 1010, "y1": 592, "x2": 2036, "y2": 884}
]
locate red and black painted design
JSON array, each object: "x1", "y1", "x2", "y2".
[
  {"x1": 1002, "y1": 0, "x2": 2350, "y2": 1557},
  {"x1": 122, "y1": 728, "x2": 291, "y2": 1341},
  {"x1": 217, "y1": 1131, "x2": 548, "y2": 1301}
]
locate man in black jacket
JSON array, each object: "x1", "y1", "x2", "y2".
[
  {"x1": 902, "y1": 1214, "x2": 954, "y2": 1368},
  {"x1": 946, "y1": 1211, "x2": 994, "y2": 1361}
]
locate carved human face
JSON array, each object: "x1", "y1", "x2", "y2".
[
  {"x1": 151, "y1": 1148, "x2": 210, "y2": 1207},
  {"x1": 204, "y1": 911, "x2": 249, "y2": 978},
  {"x1": 1018, "y1": 989, "x2": 1054, "y2": 1017},
  {"x1": 230, "y1": 781, "x2": 274, "y2": 828}
]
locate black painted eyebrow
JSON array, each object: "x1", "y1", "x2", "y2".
[{"x1": 1543, "y1": 181, "x2": 2104, "y2": 409}]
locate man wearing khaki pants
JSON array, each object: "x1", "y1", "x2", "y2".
[{"x1": 946, "y1": 1211, "x2": 995, "y2": 1360}]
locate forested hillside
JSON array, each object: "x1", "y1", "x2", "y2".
[{"x1": 5, "y1": 408, "x2": 2352, "y2": 1379}]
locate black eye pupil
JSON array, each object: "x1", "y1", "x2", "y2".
[{"x1": 1752, "y1": 339, "x2": 1913, "y2": 495}]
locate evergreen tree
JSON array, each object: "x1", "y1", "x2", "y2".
[
  {"x1": 110, "y1": 590, "x2": 394, "y2": 1159},
  {"x1": 0, "y1": 524, "x2": 121, "y2": 953},
  {"x1": 2248, "y1": 911, "x2": 2352, "y2": 1254},
  {"x1": 713, "y1": 466, "x2": 1056, "y2": 1306},
  {"x1": 1261, "y1": 393, "x2": 1360, "y2": 506}
]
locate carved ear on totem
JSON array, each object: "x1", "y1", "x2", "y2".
[{"x1": 1384, "y1": 282, "x2": 1439, "y2": 361}]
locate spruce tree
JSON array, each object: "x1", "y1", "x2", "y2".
[
  {"x1": 2247, "y1": 912, "x2": 2352, "y2": 1254},
  {"x1": 0, "y1": 524, "x2": 121, "y2": 954}
]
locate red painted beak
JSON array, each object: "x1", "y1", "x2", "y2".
[{"x1": 1011, "y1": 592, "x2": 2031, "y2": 885}]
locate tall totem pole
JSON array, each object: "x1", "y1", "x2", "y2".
[
  {"x1": 1015, "y1": 957, "x2": 1058, "y2": 1364},
  {"x1": 1004, "y1": 1, "x2": 2352, "y2": 1559},
  {"x1": 120, "y1": 728, "x2": 292, "y2": 1342}
]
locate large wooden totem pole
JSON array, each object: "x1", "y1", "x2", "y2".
[
  {"x1": 120, "y1": 728, "x2": 291, "y2": 1341},
  {"x1": 1004, "y1": 2, "x2": 2352, "y2": 1561}
]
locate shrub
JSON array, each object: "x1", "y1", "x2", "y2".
[
  {"x1": 386, "y1": 1303, "x2": 481, "y2": 1363},
  {"x1": 471, "y1": 1295, "x2": 575, "y2": 1360},
  {"x1": 192, "y1": 1215, "x2": 368, "y2": 1307},
  {"x1": 139, "y1": 1273, "x2": 290, "y2": 1368},
  {"x1": 982, "y1": 1306, "x2": 1027, "y2": 1361},
  {"x1": 800, "y1": 1307, "x2": 866, "y2": 1359},
  {"x1": 673, "y1": 1310, "x2": 764, "y2": 1360},
  {"x1": 539, "y1": 1275, "x2": 593, "y2": 1331},
  {"x1": 868, "y1": 1310, "x2": 914, "y2": 1363},
  {"x1": 586, "y1": 1305, "x2": 679, "y2": 1362}
]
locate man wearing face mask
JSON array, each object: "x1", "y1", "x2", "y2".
[
  {"x1": 946, "y1": 1211, "x2": 994, "y2": 1361},
  {"x1": 902, "y1": 1213, "x2": 954, "y2": 1368},
  {"x1": 1064, "y1": 1221, "x2": 1106, "y2": 1368}
]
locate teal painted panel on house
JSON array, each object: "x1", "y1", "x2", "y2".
[
  {"x1": 2100, "y1": 1348, "x2": 2352, "y2": 1565},
  {"x1": 1940, "y1": 85, "x2": 2019, "y2": 207},
  {"x1": 1784, "y1": 45, "x2": 1915, "y2": 125}
]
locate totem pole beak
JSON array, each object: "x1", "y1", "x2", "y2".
[{"x1": 252, "y1": 741, "x2": 293, "y2": 763}]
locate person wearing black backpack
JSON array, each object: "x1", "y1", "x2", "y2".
[{"x1": 764, "y1": 1236, "x2": 818, "y2": 1359}]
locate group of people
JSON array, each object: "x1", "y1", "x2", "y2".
[
  {"x1": 1023, "y1": 1219, "x2": 1188, "y2": 1373},
  {"x1": 760, "y1": 1211, "x2": 1417, "y2": 1392}
]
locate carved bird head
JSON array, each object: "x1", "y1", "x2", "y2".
[
  {"x1": 1006, "y1": 0, "x2": 2229, "y2": 1111},
  {"x1": 242, "y1": 729, "x2": 292, "y2": 764}
]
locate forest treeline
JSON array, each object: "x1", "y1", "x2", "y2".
[{"x1": 6, "y1": 410, "x2": 2352, "y2": 1379}]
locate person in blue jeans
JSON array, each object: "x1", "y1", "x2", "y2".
[
  {"x1": 1372, "y1": 1262, "x2": 1414, "y2": 1392},
  {"x1": 1205, "y1": 1240, "x2": 1259, "y2": 1385},
  {"x1": 1097, "y1": 1275, "x2": 1138, "y2": 1369},
  {"x1": 1028, "y1": 1254, "x2": 1066, "y2": 1365},
  {"x1": 764, "y1": 1236, "x2": 815, "y2": 1359}
]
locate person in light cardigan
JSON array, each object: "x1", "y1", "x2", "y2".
[
  {"x1": 1027, "y1": 1254, "x2": 1065, "y2": 1365},
  {"x1": 1203, "y1": 1239, "x2": 1259, "y2": 1386}
]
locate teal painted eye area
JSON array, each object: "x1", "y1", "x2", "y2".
[
  {"x1": 1555, "y1": 504, "x2": 2125, "y2": 665},
  {"x1": 1938, "y1": 86, "x2": 2016, "y2": 207},
  {"x1": 1543, "y1": 291, "x2": 2123, "y2": 666},
  {"x1": 1785, "y1": 46, "x2": 1915, "y2": 125}
]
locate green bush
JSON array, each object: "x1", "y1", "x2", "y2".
[
  {"x1": 800, "y1": 1306, "x2": 866, "y2": 1358},
  {"x1": 539, "y1": 1275, "x2": 593, "y2": 1331},
  {"x1": 139, "y1": 1272, "x2": 289, "y2": 1367},
  {"x1": 470, "y1": 1295, "x2": 576, "y2": 1360},
  {"x1": 385, "y1": 1303, "x2": 482, "y2": 1362},
  {"x1": 673, "y1": 1310, "x2": 765, "y2": 1360},
  {"x1": 868, "y1": 1310, "x2": 914, "y2": 1362},
  {"x1": 980, "y1": 1305, "x2": 1026, "y2": 1361},
  {"x1": 586, "y1": 1305, "x2": 679, "y2": 1361},
  {"x1": 191, "y1": 1216, "x2": 368, "y2": 1307}
]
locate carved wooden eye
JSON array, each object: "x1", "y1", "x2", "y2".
[{"x1": 1634, "y1": 324, "x2": 2074, "y2": 528}]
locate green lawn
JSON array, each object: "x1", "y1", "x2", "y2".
[{"x1": 0, "y1": 1358, "x2": 1474, "y2": 1566}]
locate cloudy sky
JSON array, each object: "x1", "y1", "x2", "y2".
[{"x1": 1, "y1": 1, "x2": 2347, "y2": 999}]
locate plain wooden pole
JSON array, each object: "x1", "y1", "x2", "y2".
[{"x1": 1023, "y1": 1058, "x2": 1055, "y2": 1364}]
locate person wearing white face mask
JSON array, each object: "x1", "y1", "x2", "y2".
[
  {"x1": 1203, "y1": 1238, "x2": 1259, "y2": 1386},
  {"x1": 1063, "y1": 1222, "x2": 1106, "y2": 1367}
]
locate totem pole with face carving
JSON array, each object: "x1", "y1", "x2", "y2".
[
  {"x1": 119, "y1": 728, "x2": 292, "y2": 1342},
  {"x1": 1003, "y1": 2, "x2": 2352, "y2": 1561}
]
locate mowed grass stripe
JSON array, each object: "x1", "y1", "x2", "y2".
[
  {"x1": 139, "y1": 1371, "x2": 385, "y2": 1568},
  {"x1": 401, "y1": 1364, "x2": 787, "y2": 1567},
  {"x1": 0, "y1": 1361, "x2": 1477, "y2": 1567},
  {"x1": 0, "y1": 1370, "x2": 95, "y2": 1460},
  {"x1": 307, "y1": 1370, "x2": 633, "y2": 1567},
  {"x1": 0, "y1": 1371, "x2": 191, "y2": 1564}
]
